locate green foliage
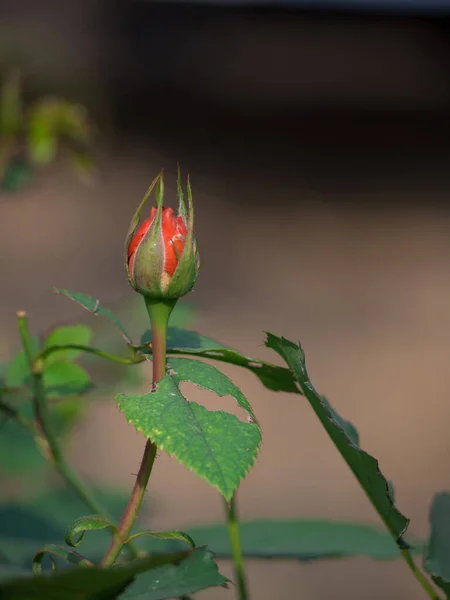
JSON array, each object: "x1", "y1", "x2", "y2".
[
  {"x1": 424, "y1": 493, "x2": 450, "y2": 596},
  {"x1": 186, "y1": 519, "x2": 416, "y2": 561},
  {"x1": 142, "y1": 327, "x2": 299, "y2": 393},
  {"x1": 65, "y1": 516, "x2": 118, "y2": 548},
  {"x1": 0, "y1": 548, "x2": 225, "y2": 600},
  {"x1": 265, "y1": 334, "x2": 409, "y2": 543},
  {"x1": 54, "y1": 290, "x2": 132, "y2": 344},
  {"x1": 117, "y1": 363, "x2": 261, "y2": 499},
  {"x1": 119, "y1": 549, "x2": 228, "y2": 600},
  {"x1": 44, "y1": 325, "x2": 92, "y2": 364}
]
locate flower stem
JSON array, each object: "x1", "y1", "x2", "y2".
[
  {"x1": 100, "y1": 299, "x2": 175, "y2": 567},
  {"x1": 225, "y1": 493, "x2": 249, "y2": 600},
  {"x1": 16, "y1": 312, "x2": 116, "y2": 522},
  {"x1": 400, "y1": 549, "x2": 442, "y2": 600}
]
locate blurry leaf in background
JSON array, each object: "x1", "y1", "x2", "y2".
[
  {"x1": 5, "y1": 337, "x2": 39, "y2": 388},
  {"x1": 0, "y1": 71, "x2": 21, "y2": 138},
  {"x1": 424, "y1": 492, "x2": 450, "y2": 595},
  {"x1": 0, "y1": 488, "x2": 131, "y2": 567},
  {"x1": 0, "y1": 403, "x2": 46, "y2": 475},
  {"x1": 185, "y1": 519, "x2": 420, "y2": 561},
  {"x1": 1, "y1": 158, "x2": 33, "y2": 192},
  {"x1": 44, "y1": 325, "x2": 92, "y2": 365}
]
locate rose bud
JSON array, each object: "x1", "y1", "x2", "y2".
[{"x1": 125, "y1": 169, "x2": 200, "y2": 302}]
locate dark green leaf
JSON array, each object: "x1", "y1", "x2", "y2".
[
  {"x1": 117, "y1": 376, "x2": 261, "y2": 500},
  {"x1": 119, "y1": 548, "x2": 228, "y2": 600},
  {"x1": 0, "y1": 414, "x2": 45, "y2": 474},
  {"x1": 0, "y1": 549, "x2": 223, "y2": 600},
  {"x1": 424, "y1": 492, "x2": 450, "y2": 595},
  {"x1": 54, "y1": 289, "x2": 132, "y2": 344},
  {"x1": 43, "y1": 362, "x2": 90, "y2": 398},
  {"x1": 187, "y1": 519, "x2": 415, "y2": 561},
  {"x1": 140, "y1": 328, "x2": 298, "y2": 394},
  {"x1": 167, "y1": 357, "x2": 257, "y2": 421},
  {"x1": 33, "y1": 544, "x2": 92, "y2": 573},
  {"x1": 44, "y1": 325, "x2": 92, "y2": 364},
  {"x1": 266, "y1": 334, "x2": 409, "y2": 543}
]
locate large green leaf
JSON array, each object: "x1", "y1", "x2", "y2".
[
  {"x1": 44, "y1": 325, "x2": 93, "y2": 364},
  {"x1": 0, "y1": 548, "x2": 225, "y2": 600},
  {"x1": 119, "y1": 548, "x2": 228, "y2": 599},
  {"x1": 186, "y1": 519, "x2": 414, "y2": 561},
  {"x1": 141, "y1": 327, "x2": 298, "y2": 394},
  {"x1": 54, "y1": 290, "x2": 132, "y2": 345},
  {"x1": 266, "y1": 334, "x2": 409, "y2": 543},
  {"x1": 424, "y1": 492, "x2": 450, "y2": 596},
  {"x1": 117, "y1": 374, "x2": 261, "y2": 500}
]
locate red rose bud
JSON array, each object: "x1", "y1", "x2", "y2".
[{"x1": 125, "y1": 169, "x2": 200, "y2": 301}]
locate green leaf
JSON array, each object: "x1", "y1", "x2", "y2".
[
  {"x1": 0, "y1": 413, "x2": 45, "y2": 474},
  {"x1": 117, "y1": 376, "x2": 261, "y2": 500},
  {"x1": 141, "y1": 328, "x2": 298, "y2": 394},
  {"x1": 54, "y1": 289, "x2": 132, "y2": 344},
  {"x1": 44, "y1": 325, "x2": 92, "y2": 364},
  {"x1": 0, "y1": 489, "x2": 130, "y2": 566},
  {"x1": 266, "y1": 334, "x2": 409, "y2": 544},
  {"x1": 424, "y1": 492, "x2": 450, "y2": 595},
  {"x1": 119, "y1": 548, "x2": 228, "y2": 600},
  {"x1": 33, "y1": 544, "x2": 92, "y2": 573},
  {"x1": 43, "y1": 362, "x2": 91, "y2": 398},
  {"x1": 0, "y1": 548, "x2": 225, "y2": 600},
  {"x1": 65, "y1": 516, "x2": 118, "y2": 548},
  {"x1": 27, "y1": 110, "x2": 57, "y2": 165},
  {"x1": 186, "y1": 519, "x2": 415, "y2": 561},
  {"x1": 5, "y1": 337, "x2": 39, "y2": 387},
  {"x1": 167, "y1": 357, "x2": 257, "y2": 421},
  {"x1": 126, "y1": 530, "x2": 195, "y2": 550}
]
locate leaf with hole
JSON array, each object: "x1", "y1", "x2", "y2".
[
  {"x1": 141, "y1": 327, "x2": 298, "y2": 394},
  {"x1": 266, "y1": 333, "x2": 409, "y2": 544},
  {"x1": 117, "y1": 373, "x2": 261, "y2": 500}
]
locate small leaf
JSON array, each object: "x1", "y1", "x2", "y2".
[
  {"x1": 167, "y1": 357, "x2": 257, "y2": 421},
  {"x1": 27, "y1": 109, "x2": 57, "y2": 165},
  {"x1": 266, "y1": 334, "x2": 409, "y2": 544},
  {"x1": 44, "y1": 325, "x2": 92, "y2": 364},
  {"x1": 0, "y1": 548, "x2": 225, "y2": 600},
  {"x1": 55, "y1": 289, "x2": 132, "y2": 344},
  {"x1": 424, "y1": 492, "x2": 450, "y2": 594},
  {"x1": 43, "y1": 362, "x2": 90, "y2": 398},
  {"x1": 117, "y1": 376, "x2": 261, "y2": 500},
  {"x1": 119, "y1": 548, "x2": 228, "y2": 600},
  {"x1": 126, "y1": 530, "x2": 195, "y2": 550},
  {"x1": 141, "y1": 328, "x2": 298, "y2": 394},
  {"x1": 186, "y1": 519, "x2": 417, "y2": 561},
  {"x1": 33, "y1": 544, "x2": 92, "y2": 574},
  {"x1": 65, "y1": 516, "x2": 118, "y2": 548}
]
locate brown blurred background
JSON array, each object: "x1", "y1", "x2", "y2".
[{"x1": 2, "y1": 0, "x2": 450, "y2": 597}]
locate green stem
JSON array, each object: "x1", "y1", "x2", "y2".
[
  {"x1": 100, "y1": 299, "x2": 175, "y2": 567},
  {"x1": 225, "y1": 493, "x2": 249, "y2": 600},
  {"x1": 400, "y1": 549, "x2": 442, "y2": 600},
  {"x1": 16, "y1": 312, "x2": 135, "y2": 551},
  {"x1": 37, "y1": 344, "x2": 145, "y2": 366}
]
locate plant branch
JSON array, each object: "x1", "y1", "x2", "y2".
[
  {"x1": 37, "y1": 344, "x2": 145, "y2": 366},
  {"x1": 225, "y1": 493, "x2": 248, "y2": 600},
  {"x1": 16, "y1": 311, "x2": 134, "y2": 550},
  {"x1": 100, "y1": 299, "x2": 175, "y2": 567},
  {"x1": 400, "y1": 548, "x2": 442, "y2": 600}
]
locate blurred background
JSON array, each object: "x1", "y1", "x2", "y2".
[{"x1": 2, "y1": 0, "x2": 450, "y2": 597}]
